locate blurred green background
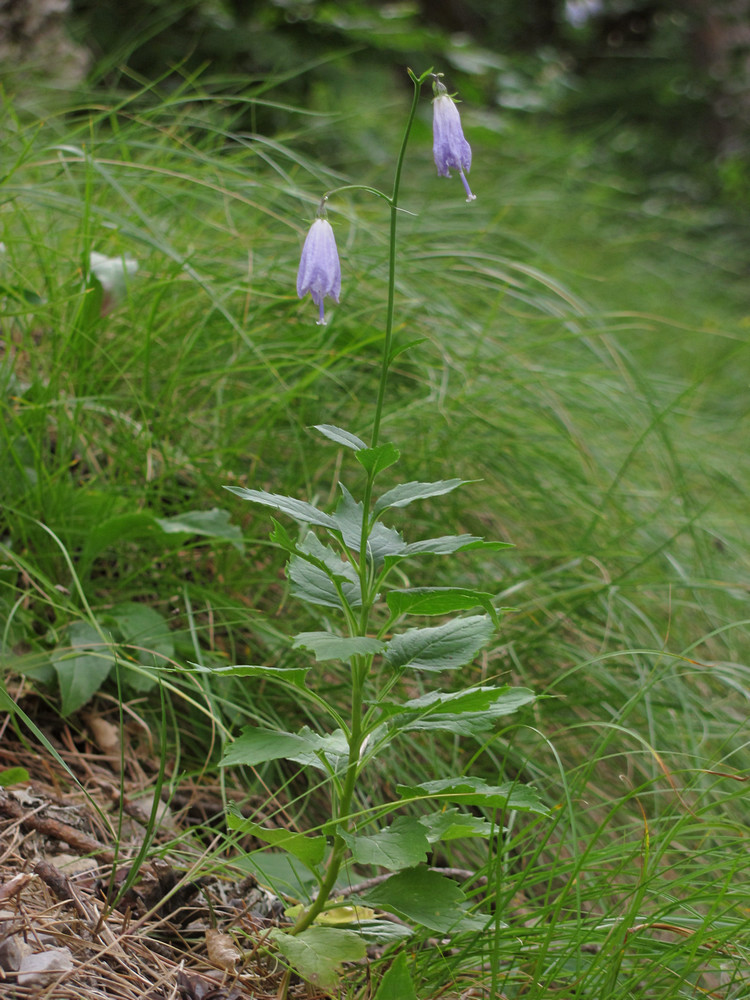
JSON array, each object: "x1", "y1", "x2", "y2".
[{"x1": 6, "y1": 0, "x2": 750, "y2": 200}]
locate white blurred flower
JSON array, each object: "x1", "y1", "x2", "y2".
[{"x1": 89, "y1": 251, "x2": 138, "y2": 314}]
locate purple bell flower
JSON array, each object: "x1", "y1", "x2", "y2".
[
  {"x1": 296, "y1": 217, "x2": 341, "y2": 325},
  {"x1": 432, "y1": 79, "x2": 476, "y2": 203}
]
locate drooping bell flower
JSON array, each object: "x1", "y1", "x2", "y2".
[
  {"x1": 432, "y1": 77, "x2": 476, "y2": 203},
  {"x1": 296, "y1": 216, "x2": 341, "y2": 325}
]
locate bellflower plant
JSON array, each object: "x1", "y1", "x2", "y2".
[
  {"x1": 220, "y1": 69, "x2": 545, "y2": 997},
  {"x1": 432, "y1": 74, "x2": 476, "y2": 202},
  {"x1": 296, "y1": 211, "x2": 341, "y2": 324}
]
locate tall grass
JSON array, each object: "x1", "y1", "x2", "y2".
[{"x1": 1, "y1": 70, "x2": 748, "y2": 997}]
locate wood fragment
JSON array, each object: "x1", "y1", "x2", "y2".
[
  {"x1": 0, "y1": 871, "x2": 35, "y2": 903},
  {"x1": 34, "y1": 860, "x2": 91, "y2": 920},
  {"x1": 0, "y1": 791, "x2": 116, "y2": 862}
]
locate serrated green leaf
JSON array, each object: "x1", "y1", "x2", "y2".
[
  {"x1": 156, "y1": 507, "x2": 244, "y2": 552},
  {"x1": 356, "y1": 920, "x2": 414, "y2": 945},
  {"x1": 341, "y1": 817, "x2": 429, "y2": 870},
  {"x1": 374, "y1": 951, "x2": 418, "y2": 999},
  {"x1": 269, "y1": 516, "x2": 297, "y2": 553},
  {"x1": 191, "y1": 663, "x2": 311, "y2": 688},
  {"x1": 270, "y1": 926, "x2": 366, "y2": 991},
  {"x1": 221, "y1": 724, "x2": 348, "y2": 773},
  {"x1": 290, "y1": 729, "x2": 349, "y2": 772},
  {"x1": 384, "y1": 616, "x2": 494, "y2": 672},
  {"x1": 374, "y1": 478, "x2": 468, "y2": 515},
  {"x1": 235, "y1": 850, "x2": 317, "y2": 901},
  {"x1": 418, "y1": 808, "x2": 495, "y2": 843},
  {"x1": 355, "y1": 442, "x2": 400, "y2": 476},
  {"x1": 386, "y1": 587, "x2": 497, "y2": 620},
  {"x1": 330, "y1": 486, "x2": 406, "y2": 564},
  {"x1": 398, "y1": 777, "x2": 549, "y2": 815},
  {"x1": 401, "y1": 535, "x2": 511, "y2": 556},
  {"x1": 314, "y1": 424, "x2": 367, "y2": 451},
  {"x1": 288, "y1": 532, "x2": 362, "y2": 609},
  {"x1": 221, "y1": 726, "x2": 326, "y2": 768},
  {"x1": 388, "y1": 686, "x2": 537, "y2": 735},
  {"x1": 362, "y1": 865, "x2": 485, "y2": 932},
  {"x1": 292, "y1": 631, "x2": 385, "y2": 662},
  {"x1": 227, "y1": 815, "x2": 326, "y2": 869},
  {"x1": 51, "y1": 622, "x2": 116, "y2": 715},
  {"x1": 224, "y1": 486, "x2": 337, "y2": 530}
]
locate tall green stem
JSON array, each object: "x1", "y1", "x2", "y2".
[
  {"x1": 358, "y1": 70, "x2": 425, "y2": 606},
  {"x1": 291, "y1": 73, "x2": 428, "y2": 940},
  {"x1": 291, "y1": 656, "x2": 366, "y2": 935},
  {"x1": 359, "y1": 70, "x2": 429, "y2": 608},
  {"x1": 370, "y1": 72, "x2": 424, "y2": 452}
]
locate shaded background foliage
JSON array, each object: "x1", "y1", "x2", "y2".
[{"x1": 5, "y1": 0, "x2": 749, "y2": 196}]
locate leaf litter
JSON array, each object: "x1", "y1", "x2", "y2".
[{"x1": 0, "y1": 696, "x2": 325, "y2": 1000}]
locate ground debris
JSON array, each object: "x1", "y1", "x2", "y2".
[
  {"x1": 0, "y1": 708, "x2": 297, "y2": 1000},
  {"x1": 17, "y1": 945, "x2": 75, "y2": 985}
]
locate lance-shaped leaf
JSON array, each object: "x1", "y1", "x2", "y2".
[
  {"x1": 373, "y1": 478, "x2": 468, "y2": 516},
  {"x1": 293, "y1": 631, "x2": 385, "y2": 662},
  {"x1": 418, "y1": 808, "x2": 495, "y2": 843},
  {"x1": 269, "y1": 927, "x2": 366, "y2": 991},
  {"x1": 227, "y1": 814, "x2": 326, "y2": 870},
  {"x1": 269, "y1": 517, "x2": 298, "y2": 554},
  {"x1": 330, "y1": 485, "x2": 406, "y2": 563},
  {"x1": 386, "y1": 587, "x2": 497, "y2": 621},
  {"x1": 221, "y1": 725, "x2": 327, "y2": 768},
  {"x1": 236, "y1": 850, "x2": 317, "y2": 901},
  {"x1": 224, "y1": 486, "x2": 337, "y2": 530},
  {"x1": 314, "y1": 424, "x2": 367, "y2": 451},
  {"x1": 386, "y1": 685, "x2": 536, "y2": 736},
  {"x1": 340, "y1": 817, "x2": 429, "y2": 871},
  {"x1": 157, "y1": 507, "x2": 244, "y2": 552},
  {"x1": 373, "y1": 951, "x2": 418, "y2": 1000},
  {"x1": 289, "y1": 532, "x2": 362, "y2": 609},
  {"x1": 401, "y1": 534, "x2": 510, "y2": 556},
  {"x1": 190, "y1": 663, "x2": 311, "y2": 689},
  {"x1": 289, "y1": 729, "x2": 350, "y2": 773},
  {"x1": 398, "y1": 776, "x2": 549, "y2": 815},
  {"x1": 361, "y1": 866, "x2": 485, "y2": 932},
  {"x1": 384, "y1": 616, "x2": 494, "y2": 672},
  {"x1": 349, "y1": 920, "x2": 413, "y2": 945},
  {"x1": 381, "y1": 534, "x2": 510, "y2": 574},
  {"x1": 51, "y1": 623, "x2": 116, "y2": 716}
]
